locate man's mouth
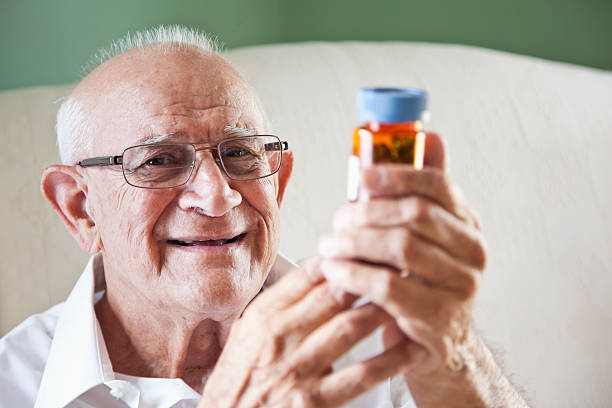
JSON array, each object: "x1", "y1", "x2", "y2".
[{"x1": 168, "y1": 233, "x2": 245, "y2": 247}]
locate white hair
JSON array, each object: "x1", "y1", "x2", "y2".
[
  {"x1": 81, "y1": 25, "x2": 220, "y2": 78},
  {"x1": 57, "y1": 25, "x2": 267, "y2": 165},
  {"x1": 56, "y1": 96, "x2": 91, "y2": 165}
]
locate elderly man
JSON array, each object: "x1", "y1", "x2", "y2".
[{"x1": 0, "y1": 26, "x2": 527, "y2": 407}]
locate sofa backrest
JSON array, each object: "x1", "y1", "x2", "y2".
[{"x1": 1, "y1": 42, "x2": 611, "y2": 407}]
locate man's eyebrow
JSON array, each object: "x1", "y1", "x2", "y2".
[
  {"x1": 137, "y1": 132, "x2": 186, "y2": 145},
  {"x1": 223, "y1": 125, "x2": 258, "y2": 137},
  {"x1": 135, "y1": 127, "x2": 258, "y2": 145}
]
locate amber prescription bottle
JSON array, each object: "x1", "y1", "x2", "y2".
[{"x1": 347, "y1": 87, "x2": 432, "y2": 201}]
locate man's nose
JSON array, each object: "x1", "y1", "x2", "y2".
[{"x1": 177, "y1": 153, "x2": 242, "y2": 216}]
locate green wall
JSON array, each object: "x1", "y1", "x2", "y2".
[
  {"x1": 286, "y1": 0, "x2": 612, "y2": 72},
  {"x1": 0, "y1": 0, "x2": 286, "y2": 90},
  {"x1": 1, "y1": 0, "x2": 610, "y2": 91}
]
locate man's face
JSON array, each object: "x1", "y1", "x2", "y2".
[{"x1": 76, "y1": 47, "x2": 285, "y2": 320}]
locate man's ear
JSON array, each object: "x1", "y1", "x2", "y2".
[
  {"x1": 41, "y1": 165, "x2": 101, "y2": 253},
  {"x1": 276, "y1": 150, "x2": 294, "y2": 206}
]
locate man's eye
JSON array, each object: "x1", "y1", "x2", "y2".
[
  {"x1": 143, "y1": 154, "x2": 185, "y2": 166},
  {"x1": 146, "y1": 156, "x2": 170, "y2": 165},
  {"x1": 224, "y1": 148, "x2": 254, "y2": 158}
]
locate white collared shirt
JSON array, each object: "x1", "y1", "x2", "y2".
[{"x1": 0, "y1": 254, "x2": 415, "y2": 408}]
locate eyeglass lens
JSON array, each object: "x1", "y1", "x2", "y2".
[{"x1": 122, "y1": 135, "x2": 283, "y2": 188}]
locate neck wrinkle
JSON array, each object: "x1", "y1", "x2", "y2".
[{"x1": 95, "y1": 286, "x2": 236, "y2": 391}]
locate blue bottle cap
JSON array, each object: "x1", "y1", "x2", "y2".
[{"x1": 357, "y1": 87, "x2": 428, "y2": 123}]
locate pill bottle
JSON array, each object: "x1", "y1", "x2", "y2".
[{"x1": 347, "y1": 87, "x2": 433, "y2": 201}]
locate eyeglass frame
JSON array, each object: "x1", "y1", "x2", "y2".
[{"x1": 77, "y1": 134, "x2": 289, "y2": 189}]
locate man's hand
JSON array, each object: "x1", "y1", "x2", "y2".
[
  {"x1": 318, "y1": 134, "x2": 528, "y2": 406},
  {"x1": 199, "y1": 259, "x2": 413, "y2": 408},
  {"x1": 319, "y1": 162, "x2": 485, "y2": 369}
]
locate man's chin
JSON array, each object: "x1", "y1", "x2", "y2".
[
  {"x1": 159, "y1": 233, "x2": 267, "y2": 319},
  {"x1": 163, "y1": 264, "x2": 262, "y2": 320},
  {"x1": 176, "y1": 286, "x2": 256, "y2": 322}
]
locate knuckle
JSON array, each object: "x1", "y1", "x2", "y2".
[
  {"x1": 409, "y1": 196, "x2": 432, "y2": 224},
  {"x1": 338, "y1": 260, "x2": 356, "y2": 279},
  {"x1": 421, "y1": 169, "x2": 440, "y2": 187},
  {"x1": 355, "y1": 201, "x2": 373, "y2": 226},
  {"x1": 472, "y1": 238, "x2": 488, "y2": 270},
  {"x1": 437, "y1": 336, "x2": 453, "y2": 366},
  {"x1": 267, "y1": 319, "x2": 287, "y2": 346},
  {"x1": 317, "y1": 282, "x2": 347, "y2": 311},
  {"x1": 291, "y1": 386, "x2": 322, "y2": 408},
  {"x1": 254, "y1": 320, "x2": 286, "y2": 366},
  {"x1": 447, "y1": 179, "x2": 468, "y2": 212},
  {"x1": 445, "y1": 175, "x2": 461, "y2": 198},
  {"x1": 343, "y1": 306, "x2": 378, "y2": 333},
  {"x1": 334, "y1": 316, "x2": 360, "y2": 343},
  {"x1": 303, "y1": 258, "x2": 324, "y2": 283},
  {"x1": 349, "y1": 365, "x2": 371, "y2": 392},
  {"x1": 430, "y1": 169, "x2": 450, "y2": 192},
  {"x1": 470, "y1": 210, "x2": 483, "y2": 231},
  {"x1": 372, "y1": 270, "x2": 395, "y2": 300},
  {"x1": 393, "y1": 228, "x2": 413, "y2": 268},
  {"x1": 417, "y1": 201, "x2": 433, "y2": 224},
  {"x1": 256, "y1": 310, "x2": 290, "y2": 345},
  {"x1": 465, "y1": 272, "x2": 480, "y2": 297},
  {"x1": 455, "y1": 270, "x2": 480, "y2": 300},
  {"x1": 428, "y1": 298, "x2": 447, "y2": 324},
  {"x1": 320, "y1": 233, "x2": 358, "y2": 257},
  {"x1": 343, "y1": 233, "x2": 359, "y2": 255}
]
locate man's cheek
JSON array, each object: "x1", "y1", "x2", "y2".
[
  {"x1": 104, "y1": 192, "x2": 165, "y2": 256},
  {"x1": 247, "y1": 179, "x2": 279, "y2": 213}
]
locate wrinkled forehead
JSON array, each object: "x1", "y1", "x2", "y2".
[{"x1": 74, "y1": 45, "x2": 265, "y2": 153}]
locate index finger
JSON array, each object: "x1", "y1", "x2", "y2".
[
  {"x1": 360, "y1": 165, "x2": 474, "y2": 226},
  {"x1": 250, "y1": 257, "x2": 326, "y2": 312}
]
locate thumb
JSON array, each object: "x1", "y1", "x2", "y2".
[{"x1": 423, "y1": 132, "x2": 449, "y2": 172}]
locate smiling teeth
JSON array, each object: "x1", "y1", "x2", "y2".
[
  {"x1": 179, "y1": 240, "x2": 227, "y2": 246},
  {"x1": 174, "y1": 237, "x2": 239, "y2": 246}
]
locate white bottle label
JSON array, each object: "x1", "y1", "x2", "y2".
[{"x1": 347, "y1": 155, "x2": 360, "y2": 202}]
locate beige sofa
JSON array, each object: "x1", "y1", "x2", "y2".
[{"x1": 1, "y1": 42, "x2": 611, "y2": 407}]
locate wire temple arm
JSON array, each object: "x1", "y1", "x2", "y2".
[
  {"x1": 79, "y1": 156, "x2": 123, "y2": 167},
  {"x1": 264, "y1": 141, "x2": 289, "y2": 151}
]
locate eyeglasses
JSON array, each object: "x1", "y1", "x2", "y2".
[{"x1": 78, "y1": 135, "x2": 289, "y2": 189}]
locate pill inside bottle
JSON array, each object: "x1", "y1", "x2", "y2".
[{"x1": 347, "y1": 87, "x2": 435, "y2": 201}]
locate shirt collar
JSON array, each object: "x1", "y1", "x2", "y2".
[
  {"x1": 35, "y1": 253, "x2": 112, "y2": 408},
  {"x1": 35, "y1": 252, "x2": 296, "y2": 408}
]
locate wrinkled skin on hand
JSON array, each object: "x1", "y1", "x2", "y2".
[
  {"x1": 318, "y1": 133, "x2": 490, "y2": 405},
  {"x1": 199, "y1": 259, "x2": 415, "y2": 408}
]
